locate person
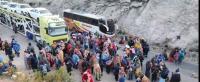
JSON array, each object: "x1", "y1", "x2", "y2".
[
  {"x1": 127, "y1": 66, "x2": 133, "y2": 80},
  {"x1": 93, "y1": 62, "x2": 101, "y2": 81},
  {"x1": 7, "y1": 44, "x2": 14, "y2": 61},
  {"x1": 162, "y1": 49, "x2": 168, "y2": 61},
  {"x1": 170, "y1": 68, "x2": 181, "y2": 82},
  {"x1": 55, "y1": 56, "x2": 62, "y2": 70},
  {"x1": 119, "y1": 36, "x2": 125, "y2": 44},
  {"x1": 159, "y1": 64, "x2": 169, "y2": 82},
  {"x1": 7, "y1": 61, "x2": 17, "y2": 76},
  {"x1": 145, "y1": 61, "x2": 151, "y2": 78},
  {"x1": 65, "y1": 56, "x2": 73, "y2": 75},
  {"x1": 30, "y1": 52, "x2": 38, "y2": 72},
  {"x1": 82, "y1": 68, "x2": 94, "y2": 82},
  {"x1": 12, "y1": 40, "x2": 20, "y2": 57},
  {"x1": 27, "y1": 43, "x2": 34, "y2": 53},
  {"x1": 24, "y1": 50, "x2": 31, "y2": 69},
  {"x1": 141, "y1": 39, "x2": 149, "y2": 57},
  {"x1": 114, "y1": 63, "x2": 120, "y2": 81},
  {"x1": 3, "y1": 40, "x2": 9, "y2": 55},
  {"x1": 37, "y1": 40, "x2": 44, "y2": 50},
  {"x1": 0, "y1": 62, "x2": 9, "y2": 75},
  {"x1": 0, "y1": 38, "x2": 3, "y2": 50},
  {"x1": 151, "y1": 64, "x2": 159, "y2": 82},
  {"x1": 178, "y1": 49, "x2": 185, "y2": 64},
  {"x1": 136, "y1": 77, "x2": 141, "y2": 82},
  {"x1": 119, "y1": 67, "x2": 126, "y2": 82},
  {"x1": 140, "y1": 73, "x2": 150, "y2": 82},
  {"x1": 39, "y1": 63, "x2": 48, "y2": 76}
]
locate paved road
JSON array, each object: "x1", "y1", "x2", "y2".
[{"x1": 0, "y1": 24, "x2": 198, "y2": 82}]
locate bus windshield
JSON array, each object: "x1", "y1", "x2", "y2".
[
  {"x1": 48, "y1": 27, "x2": 67, "y2": 36},
  {"x1": 99, "y1": 19, "x2": 115, "y2": 35},
  {"x1": 48, "y1": 22, "x2": 67, "y2": 36}
]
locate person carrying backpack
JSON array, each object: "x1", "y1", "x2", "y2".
[{"x1": 159, "y1": 64, "x2": 169, "y2": 82}]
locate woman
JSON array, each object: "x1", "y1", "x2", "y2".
[
  {"x1": 7, "y1": 44, "x2": 14, "y2": 61},
  {"x1": 12, "y1": 41, "x2": 20, "y2": 57},
  {"x1": 119, "y1": 67, "x2": 126, "y2": 82},
  {"x1": 82, "y1": 68, "x2": 94, "y2": 82},
  {"x1": 3, "y1": 40, "x2": 9, "y2": 55},
  {"x1": 93, "y1": 62, "x2": 101, "y2": 81}
]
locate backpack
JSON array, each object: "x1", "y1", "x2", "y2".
[{"x1": 161, "y1": 68, "x2": 169, "y2": 79}]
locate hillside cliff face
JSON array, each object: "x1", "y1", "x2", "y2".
[{"x1": 22, "y1": 0, "x2": 198, "y2": 51}]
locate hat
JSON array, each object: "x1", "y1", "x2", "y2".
[
  {"x1": 125, "y1": 45, "x2": 130, "y2": 48},
  {"x1": 176, "y1": 68, "x2": 179, "y2": 72}
]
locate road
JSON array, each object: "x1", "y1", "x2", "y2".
[{"x1": 0, "y1": 24, "x2": 198, "y2": 82}]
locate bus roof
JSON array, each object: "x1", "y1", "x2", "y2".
[
  {"x1": 40, "y1": 15, "x2": 64, "y2": 23},
  {"x1": 64, "y1": 9, "x2": 105, "y2": 20}
]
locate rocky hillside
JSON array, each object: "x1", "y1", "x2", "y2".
[{"x1": 18, "y1": 0, "x2": 198, "y2": 51}]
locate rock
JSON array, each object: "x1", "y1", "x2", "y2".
[{"x1": 191, "y1": 73, "x2": 198, "y2": 79}]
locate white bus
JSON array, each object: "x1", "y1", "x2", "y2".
[{"x1": 63, "y1": 9, "x2": 116, "y2": 37}]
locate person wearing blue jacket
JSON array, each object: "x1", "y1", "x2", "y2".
[{"x1": 12, "y1": 40, "x2": 20, "y2": 57}]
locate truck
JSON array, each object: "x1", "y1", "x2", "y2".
[
  {"x1": 0, "y1": 7, "x2": 70, "y2": 45},
  {"x1": 39, "y1": 15, "x2": 69, "y2": 44}
]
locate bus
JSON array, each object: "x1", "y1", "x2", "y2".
[{"x1": 63, "y1": 9, "x2": 117, "y2": 37}]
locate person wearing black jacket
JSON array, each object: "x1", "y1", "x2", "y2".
[
  {"x1": 114, "y1": 63, "x2": 120, "y2": 81},
  {"x1": 141, "y1": 39, "x2": 149, "y2": 57},
  {"x1": 145, "y1": 61, "x2": 151, "y2": 78},
  {"x1": 65, "y1": 57, "x2": 73, "y2": 75},
  {"x1": 170, "y1": 68, "x2": 181, "y2": 82},
  {"x1": 31, "y1": 52, "x2": 38, "y2": 72},
  {"x1": 7, "y1": 44, "x2": 14, "y2": 61}
]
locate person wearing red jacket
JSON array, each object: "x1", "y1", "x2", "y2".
[{"x1": 82, "y1": 68, "x2": 94, "y2": 82}]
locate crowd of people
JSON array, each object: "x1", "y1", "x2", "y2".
[
  {"x1": 0, "y1": 31, "x2": 184, "y2": 82},
  {"x1": 0, "y1": 38, "x2": 17, "y2": 76}
]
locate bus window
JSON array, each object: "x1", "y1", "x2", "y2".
[{"x1": 99, "y1": 19, "x2": 106, "y2": 25}]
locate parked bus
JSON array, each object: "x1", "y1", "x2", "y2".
[{"x1": 63, "y1": 9, "x2": 117, "y2": 37}]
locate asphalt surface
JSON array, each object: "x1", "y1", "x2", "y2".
[{"x1": 0, "y1": 23, "x2": 198, "y2": 82}]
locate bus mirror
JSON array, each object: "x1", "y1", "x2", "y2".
[{"x1": 45, "y1": 28, "x2": 48, "y2": 34}]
